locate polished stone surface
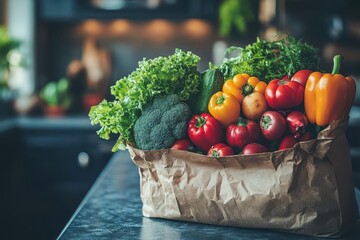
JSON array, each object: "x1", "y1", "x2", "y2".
[
  {"x1": 0, "y1": 116, "x2": 96, "y2": 131},
  {"x1": 58, "y1": 150, "x2": 360, "y2": 240}
]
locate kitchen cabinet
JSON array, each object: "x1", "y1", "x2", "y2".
[
  {"x1": 38, "y1": 0, "x2": 220, "y2": 21},
  {"x1": 0, "y1": 117, "x2": 115, "y2": 240}
]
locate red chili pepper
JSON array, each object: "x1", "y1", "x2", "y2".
[
  {"x1": 226, "y1": 118, "x2": 261, "y2": 149},
  {"x1": 207, "y1": 143, "x2": 234, "y2": 157},
  {"x1": 188, "y1": 113, "x2": 224, "y2": 152},
  {"x1": 265, "y1": 79, "x2": 304, "y2": 110}
]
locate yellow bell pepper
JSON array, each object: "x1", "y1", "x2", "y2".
[
  {"x1": 222, "y1": 73, "x2": 267, "y2": 103},
  {"x1": 304, "y1": 55, "x2": 356, "y2": 126},
  {"x1": 208, "y1": 91, "x2": 240, "y2": 127}
]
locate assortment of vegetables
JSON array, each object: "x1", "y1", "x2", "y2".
[
  {"x1": 219, "y1": 35, "x2": 322, "y2": 82},
  {"x1": 89, "y1": 35, "x2": 356, "y2": 156},
  {"x1": 89, "y1": 49, "x2": 201, "y2": 151}
]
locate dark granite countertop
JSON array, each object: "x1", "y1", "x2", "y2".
[
  {"x1": 58, "y1": 150, "x2": 360, "y2": 240},
  {"x1": 0, "y1": 116, "x2": 96, "y2": 133}
]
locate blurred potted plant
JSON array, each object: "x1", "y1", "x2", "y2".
[
  {"x1": 40, "y1": 78, "x2": 72, "y2": 117},
  {"x1": 0, "y1": 26, "x2": 21, "y2": 116},
  {"x1": 218, "y1": 0, "x2": 256, "y2": 37}
]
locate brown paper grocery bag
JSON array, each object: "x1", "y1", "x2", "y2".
[{"x1": 128, "y1": 119, "x2": 359, "y2": 237}]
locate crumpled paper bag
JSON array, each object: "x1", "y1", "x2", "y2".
[{"x1": 128, "y1": 119, "x2": 359, "y2": 237}]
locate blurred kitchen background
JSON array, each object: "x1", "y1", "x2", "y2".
[{"x1": 1, "y1": 0, "x2": 360, "y2": 239}]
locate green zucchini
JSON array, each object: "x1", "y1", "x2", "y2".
[{"x1": 189, "y1": 68, "x2": 224, "y2": 114}]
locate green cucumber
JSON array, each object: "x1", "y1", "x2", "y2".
[{"x1": 189, "y1": 68, "x2": 224, "y2": 114}]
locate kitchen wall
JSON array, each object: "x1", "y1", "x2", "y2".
[
  {"x1": 26, "y1": 0, "x2": 224, "y2": 115},
  {"x1": 37, "y1": 19, "x2": 219, "y2": 89},
  {"x1": 0, "y1": 0, "x2": 7, "y2": 25},
  {"x1": 7, "y1": 0, "x2": 35, "y2": 96}
]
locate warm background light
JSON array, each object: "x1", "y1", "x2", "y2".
[
  {"x1": 145, "y1": 19, "x2": 175, "y2": 44},
  {"x1": 109, "y1": 20, "x2": 132, "y2": 36},
  {"x1": 181, "y1": 19, "x2": 211, "y2": 40},
  {"x1": 82, "y1": 19, "x2": 103, "y2": 37}
]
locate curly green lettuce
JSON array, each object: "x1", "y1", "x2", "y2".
[{"x1": 89, "y1": 49, "x2": 201, "y2": 151}]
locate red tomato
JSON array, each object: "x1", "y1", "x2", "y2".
[
  {"x1": 226, "y1": 118, "x2": 261, "y2": 149},
  {"x1": 188, "y1": 113, "x2": 224, "y2": 152},
  {"x1": 286, "y1": 111, "x2": 308, "y2": 139},
  {"x1": 265, "y1": 79, "x2": 304, "y2": 110},
  {"x1": 278, "y1": 135, "x2": 298, "y2": 150},
  {"x1": 207, "y1": 143, "x2": 234, "y2": 157},
  {"x1": 260, "y1": 111, "x2": 286, "y2": 141},
  {"x1": 242, "y1": 143, "x2": 268, "y2": 155},
  {"x1": 171, "y1": 139, "x2": 193, "y2": 151},
  {"x1": 291, "y1": 69, "x2": 313, "y2": 87}
]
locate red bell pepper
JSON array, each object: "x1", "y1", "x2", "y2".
[
  {"x1": 207, "y1": 143, "x2": 234, "y2": 157},
  {"x1": 188, "y1": 113, "x2": 224, "y2": 152},
  {"x1": 226, "y1": 118, "x2": 261, "y2": 149},
  {"x1": 265, "y1": 79, "x2": 304, "y2": 110}
]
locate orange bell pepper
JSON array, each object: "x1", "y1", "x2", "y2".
[
  {"x1": 304, "y1": 55, "x2": 356, "y2": 126},
  {"x1": 222, "y1": 73, "x2": 267, "y2": 103},
  {"x1": 208, "y1": 91, "x2": 240, "y2": 126}
]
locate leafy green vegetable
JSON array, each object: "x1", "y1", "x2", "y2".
[
  {"x1": 219, "y1": 0, "x2": 255, "y2": 37},
  {"x1": 89, "y1": 49, "x2": 201, "y2": 151},
  {"x1": 219, "y1": 35, "x2": 322, "y2": 82}
]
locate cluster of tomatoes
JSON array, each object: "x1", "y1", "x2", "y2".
[{"x1": 171, "y1": 70, "x2": 316, "y2": 157}]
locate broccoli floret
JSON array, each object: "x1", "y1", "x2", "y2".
[{"x1": 133, "y1": 94, "x2": 192, "y2": 150}]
